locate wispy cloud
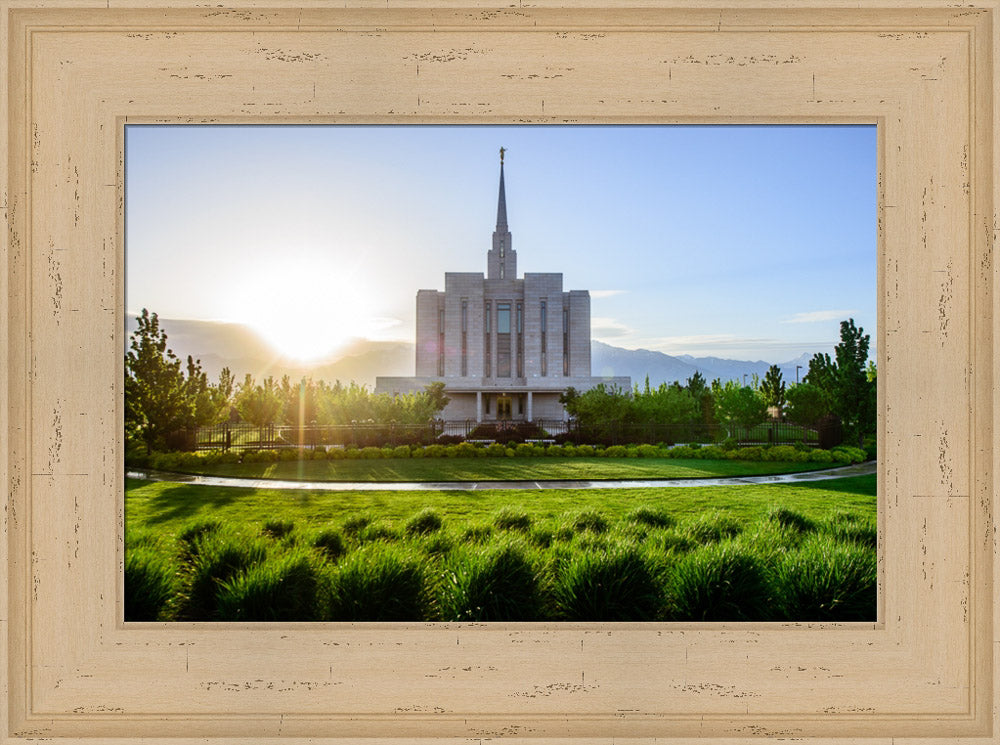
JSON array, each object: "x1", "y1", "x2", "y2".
[
  {"x1": 590, "y1": 289, "x2": 628, "y2": 299},
  {"x1": 591, "y1": 317, "x2": 634, "y2": 338},
  {"x1": 781, "y1": 310, "x2": 857, "y2": 324}
]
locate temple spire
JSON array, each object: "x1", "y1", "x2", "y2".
[
  {"x1": 487, "y1": 147, "x2": 515, "y2": 280},
  {"x1": 495, "y1": 147, "x2": 508, "y2": 232}
]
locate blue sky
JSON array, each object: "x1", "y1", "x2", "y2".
[{"x1": 126, "y1": 124, "x2": 876, "y2": 362}]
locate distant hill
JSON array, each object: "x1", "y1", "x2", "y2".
[
  {"x1": 127, "y1": 315, "x2": 823, "y2": 390},
  {"x1": 592, "y1": 341, "x2": 817, "y2": 389},
  {"x1": 125, "y1": 314, "x2": 414, "y2": 388}
]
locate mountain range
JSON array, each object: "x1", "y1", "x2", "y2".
[{"x1": 127, "y1": 315, "x2": 821, "y2": 390}]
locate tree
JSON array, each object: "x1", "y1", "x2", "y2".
[
  {"x1": 759, "y1": 364, "x2": 786, "y2": 414},
  {"x1": 125, "y1": 309, "x2": 191, "y2": 451},
  {"x1": 832, "y1": 319, "x2": 876, "y2": 446},
  {"x1": 712, "y1": 380, "x2": 767, "y2": 438},
  {"x1": 234, "y1": 375, "x2": 282, "y2": 428},
  {"x1": 184, "y1": 356, "x2": 231, "y2": 429},
  {"x1": 802, "y1": 319, "x2": 876, "y2": 447},
  {"x1": 423, "y1": 381, "x2": 451, "y2": 416},
  {"x1": 784, "y1": 382, "x2": 829, "y2": 429}
]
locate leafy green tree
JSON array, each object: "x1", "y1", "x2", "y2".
[
  {"x1": 784, "y1": 382, "x2": 829, "y2": 429},
  {"x1": 759, "y1": 364, "x2": 786, "y2": 413},
  {"x1": 235, "y1": 375, "x2": 282, "y2": 428},
  {"x1": 184, "y1": 356, "x2": 231, "y2": 429},
  {"x1": 712, "y1": 380, "x2": 767, "y2": 438},
  {"x1": 125, "y1": 309, "x2": 191, "y2": 451}
]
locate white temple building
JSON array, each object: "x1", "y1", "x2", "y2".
[{"x1": 375, "y1": 150, "x2": 629, "y2": 423}]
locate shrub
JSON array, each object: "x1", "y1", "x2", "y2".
[
  {"x1": 493, "y1": 507, "x2": 532, "y2": 532},
  {"x1": 391, "y1": 445, "x2": 411, "y2": 459},
  {"x1": 311, "y1": 529, "x2": 346, "y2": 560},
  {"x1": 766, "y1": 445, "x2": 798, "y2": 462},
  {"x1": 550, "y1": 548, "x2": 660, "y2": 621},
  {"x1": 575, "y1": 444, "x2": 596, "y2": 457},
  {"x1": 405, "y1": 508, "x2": 444, "y2": 536},
  {"x1": 261, "y1": 519, "x2": 295, "y2": 539},
  {"x1": 215, "y1": 548, "x2": 324, "y2": 621},
  {"x1": 424, "y1": 444, "x2": 446, "y2": 458},
  {"x1": 625, "y1": 506, "x2": 675, "y2": 529},
  {"x1": 662, "y1": 543, "x2": 774, "y2": 621},
  {"x1": 514, "y1": 443, "x2": 535, "y2": 457},
  {"x1": 669, "y1": 445, "x2": 696, "y2": 459},
  {"x1": 808, "y1": 448, "x2": 833, "y2": 462},
  {"x1": 455, "y1": 442, "x2": 479, "y2": 458},
  {"x1": 485, "y1": 443, "x2": 507, "y2": 457},
  {"x1": 359, "y1": 446, "x2": 383, "y2": 459},
  {"x1": 697, "y1": 445, "x2": 726, "y2": 460},
  {"x1": 737, "y1": 446, "x2": 764, "y2": 462},
  {"x1": 439, "y1": 543, "x2": 542, "y2": 621},
  {"x1": 773, "y1": 536, "x2": 876, "y2": 621},
  {"x1": 325, "y1": 544, "x2": 429, "y2": 621},
  {"x1": 603, "y1": 445, "x2": 627, "y2": 458},
  {"x1": 636, "y1": 444, "x2": 660, "y2": 458},
  {"x1": 124, "y1": 546, "x2": 177, "y2": 621}
]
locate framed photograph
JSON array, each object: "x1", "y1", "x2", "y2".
[{"x1": 2, "y1": 1, "x2": 997, "y2": 742}]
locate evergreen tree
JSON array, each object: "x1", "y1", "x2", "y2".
[
  {"x1": 760, "y1": 364, "x2": 787, "y2": 412},
  {"x1": 125, "y1": 309, "x2": 191, "y2": 451}
]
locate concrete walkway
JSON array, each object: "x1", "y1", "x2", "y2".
[{"x1": 127, "y1": 460, "x2": 876, "y2": 492}]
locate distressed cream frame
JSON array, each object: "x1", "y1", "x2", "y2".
[{"x1": 1, "y1": 1, "x2": 997, "y2": 742}]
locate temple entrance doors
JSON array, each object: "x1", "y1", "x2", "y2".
[{"x1": 496, "y1": 395, "x2": 512, "y2": 420}]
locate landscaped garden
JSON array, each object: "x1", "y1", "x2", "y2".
[{"x1": 125, "y1": 473, "x2": 877, "y2": 623}]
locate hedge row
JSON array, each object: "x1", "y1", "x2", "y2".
[{"x1": 131, "y1": 443, "x2": 869, "y2": 472}]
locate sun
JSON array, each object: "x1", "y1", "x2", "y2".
[{"x1": 227, "y1": 257, "x2": 378, "y2": 362}]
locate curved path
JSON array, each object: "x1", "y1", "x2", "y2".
[{"x1": 127, "y1": 460, "x2": 876, "y2": 492}]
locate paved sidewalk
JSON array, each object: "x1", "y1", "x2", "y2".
[{"x1": 126, "y1": 460, "x2": 877, "y2": 492}]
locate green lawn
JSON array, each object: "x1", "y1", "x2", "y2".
[
  {"x1": 126, "y1": 474, "x2": 876, "y2": 535},
  {"x1": 141, "y1": 456, "x2": 832, "y2": 483},
  {"x1": 125, "y1": 474, "x2": 877, "y2": 622}
]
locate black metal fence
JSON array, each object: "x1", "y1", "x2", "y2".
[{"x1": 193, "y1": 419, "x2": 820, "y2": 452}]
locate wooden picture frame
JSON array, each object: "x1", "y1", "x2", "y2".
[{"x1": 2, "y1": 1, "x2": 997, "y2": 742}]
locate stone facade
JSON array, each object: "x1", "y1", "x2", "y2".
[{"x1": 376, "y1": 152, "x2": 629, "y2": 422}]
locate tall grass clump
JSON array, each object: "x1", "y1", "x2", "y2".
[
  {"x1": 177, "y1": 519, "x2": 222, "y2": 545},
  {"x1": 405, "y1": 508, "x2": 444, "y2": 536},
  {"x1": 773, "y1": 535, "x2": 876, "y2": 621},
  {"x1": 124, "y1": 545, "x2": 178, "y2": 621},
  {"x1": 261, "y1": 519, "x2": 295, "y2": 539},
  {"x1": 663, "y1": 543, "x2": 773, "y2": 621},
  {"x1": 177, "y1": 530, "x2": 269, "y2": 620},
  {"x1": 311, "y1": 528, "x2": 346, "y2": 560},
  {"x1": 766, "y1": 506, "x2": 815, "y2": 534},
  {"x1": 325, "y1": 543, "x2": 429, "y2": 621},
  {"x1": 493, "y1": 507, "x2": 532, "y2": 532},
  {"x1": 439, "y1": 542, "x2": 542, "y2": 621},
  {"x1": 625, "y1": 506, "x2": 675, "y2": 529},
  {"x1": 820, "y1": 512, "x2": 877, "y2": 548},
  {"x1": 550, "y1": 548, "x2": 661, "y2": 621},
  {"x1": 682, "y1": 511, "x2": 743, "y2": 544},
  {"x1": 569, "y1": 510, "x2": 609, "y2": 535},
  {"x1": 215, "y1": 547, "x2": 325, "y2": 621}
]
